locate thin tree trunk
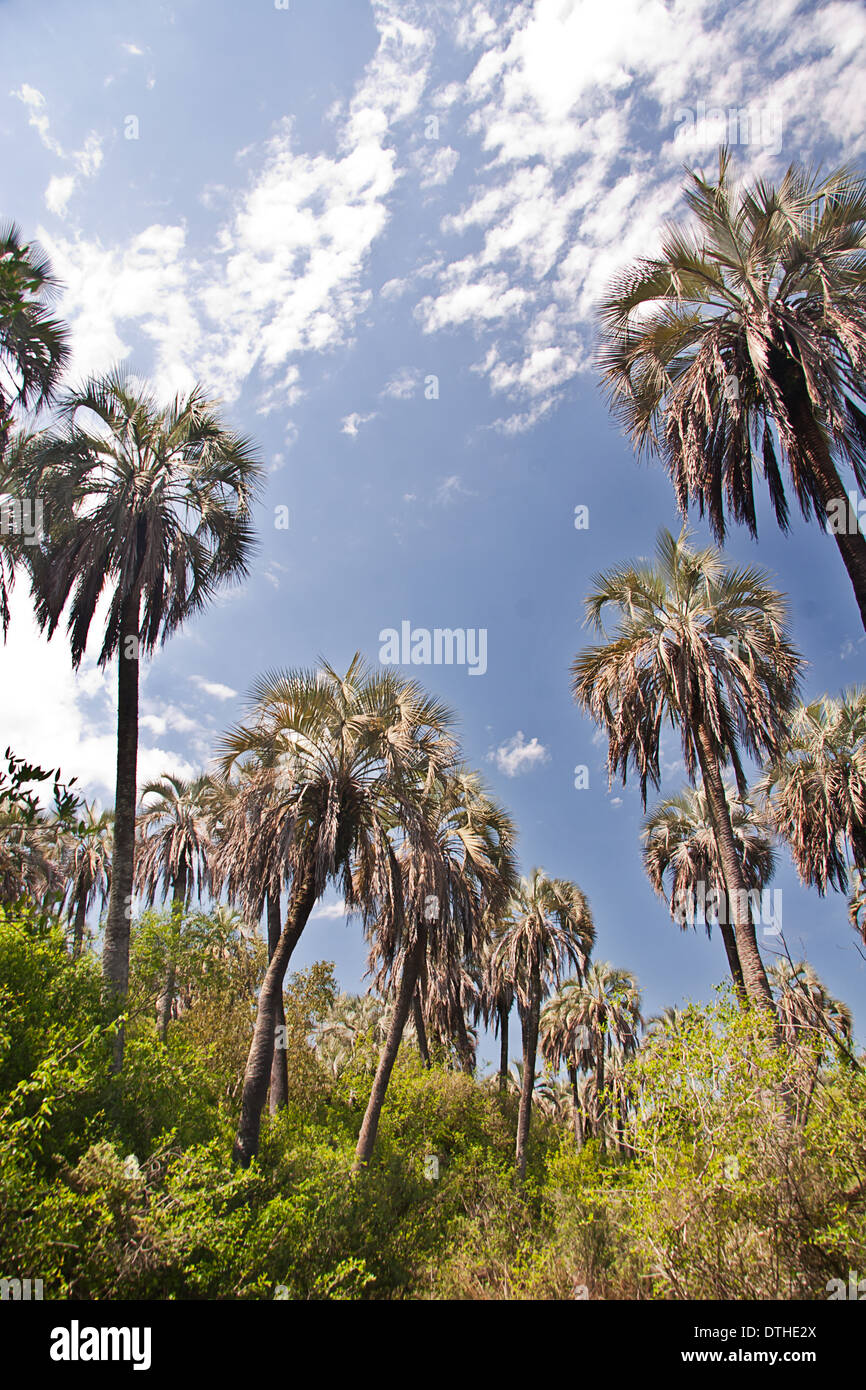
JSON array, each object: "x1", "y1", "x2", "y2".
[
  {"x1": 72, "y1": 892, "x2": 87, "y2": 958},
  {"x1": 454, "y1": 1006, "x2": 475, "y2": 1075},
  {"x1": 156, "y1": 865, "x2": 186, "y2": 1044},
  {"x1": 103, "y1": 588, "x2": 140, "y2": 1072},
  {"x1": 569, "y1": 1063, "x2": 581, "y2": 1145},
  {"x1": 696, "y1": 729, "x2": 774, "y2": 1011},
  {"x1": 412, "y1": 990, "x2": 430, "y2": 1067},
  {"x1": 515, "y1": 962, "x2": 540, "y2": 1181},
  {"x1": 498, "y1": 1001, "x2": 509, "y2": 1094},
  {"x1": 596, "y1": 1041, "x2": 606, "y2": 1151},
  {"x1": 267, "y1": 890, "x2": 289, "y2": 1115},
  {"x1": 780, "y1": 374, "x2": 866, "y2": 632},
  {"x1": 233, "y1": 870, "x2": 317, "y2": 1167},
  {"x1": 354, "y1": 928, "x2": 426, "y2": 1168}
]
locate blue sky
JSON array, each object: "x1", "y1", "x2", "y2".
[{"x1": 2, "y1": 0, "x2": 866, "y2": 1065}]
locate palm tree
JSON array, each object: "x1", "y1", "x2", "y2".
[
  {"x1": 539, "y1": 985, "x2": 590, "y2": 1143},
  {"x1": 206, "y1": 767, "x2": 292, "y2": 1113},
  {"x1": 23, "y1": 370, "x2": 262, "y2": 1063},
  {"x1": 355, "y1": 769, "x2": 516, "y2": 1167},
  {"x1": 479, "y1": 923, "x2": 516, "y2": 1094},
  {"x1": 135, "y1": 773, "x2": 213, "y2": 1041},
  {"x1": 597, "y1": 151, "x2": 866, "y2": 629},
  {"x1": 218, "y1": 655, "x2": 457, "y2": 1167},
  {"x1": 642, "y1": 782, "x2": 776, "y2": 1000},
  {"x1": 0, "y1": 224, "x2": 70, "y2": 633},
  {"x1": 312, "y1": 993, "x2": 393, "y2": 1078},
  {"x1": 769, "y1": 958, "x2": 853, "y2": 1064},
  {"x1": 644, "y1": 1004, "x2": 687, "y2": 1041},
  {"x1": 544, "y1": 963, "x2": 642, "y2": 1150},
  {"x1": 541, "y1": 964, "x2": 642, "y2": 1147},
  {"x1": 758, "y1": 689, "x2": 866, "y2": 898},
  {"x1": 849, "y1": 870, "x2": 866, "y2": 947},
  {"x1": 0, "y1": 802, "x2": 64, "y2": 904},
  {"x1": 60, "y1": 803, "x2": 113, "y2": 957},
  {"x1": 573, "y1": 527, "x2": 800, "y2": 1010},
  {"x1": 495, "y1": 868, "x2": 595, "y2": 1180}
]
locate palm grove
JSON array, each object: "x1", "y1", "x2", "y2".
[{"x1": 0, "y1": 151, "x2": 865, "y2": 1299}]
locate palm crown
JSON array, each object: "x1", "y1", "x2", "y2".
[
  {"x1": 597, "y1": 150, "x2": 866, "y2": 626},
  {"x1": 758, "y1": 688, "x2": 866, "y2": 895},
  {"x1": 25, "y1": 369, "x2": 262, "y2": 666},
  {"x1": 573, "y1": 527, "x2": 800, "y2": 803}
]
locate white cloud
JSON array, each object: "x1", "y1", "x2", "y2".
[
  {"x1": 341, "y1": 411, "x2": 377, "y2": 437},
  {"x1": 73, "y1": 132, "x2": 103, "y2": 178},
  {"x1": 416, "y1": 144, "x2": 460, "y2": 188},
  {"x1": 0, "y1": 592, "x2": 193, "y2": 799},
  {"x1": 34, "y1": 0, "x2": 436, "y2": 410},
  {"x1": 11, "y1": 84, "x2": 63, "y2": 156},
  {"x1": 412, "y1": 0, "x2": 866, "y2": 431},
  {"x1": 489, "y1": 730, "x2": 549, "y2": 777},
  {"x1": 13, "y1": 85, "x2": 103, "y2": 216},
  {"x1": 140, "y1": 703, "x2": 199, "y2": 737},
  {"x1": 310, "y1": 900, "x2": 349, "y2": 920},
  {"x1": 189, "y1": 675, "x2": 238, "y2": 701},
  {"x1": 435, "y1": 473, "x2": 474, "y2": 504},
  {"x1": 44, "y1": 175, "x2": 76, "y2": 216},
  {"x1": 381, "y1": 368, "x2": 420, "y2": 400}
]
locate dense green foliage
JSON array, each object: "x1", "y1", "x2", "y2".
[{"x1": 0, "y1": 902, "x2": 862, "y2": 1300}]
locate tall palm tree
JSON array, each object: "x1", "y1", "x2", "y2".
[
  {"x1": 60, "y1": 803, "x2": 113, "y2": 957},
  {"x1": 23, "y1": 370, "x2": 262, "y2": 1064},
  {"x1": 758, "y1": 689, "x2": 866, "y2": 898},
  {"x1": 218, "y1": 655, "x2": 457, "y2": 1167},
  {"x1": 135, "y1": 773, "x2": 213, "y2": 1041},
  {"x1": 573, "y1": 527, "x2": 800, "y2": 1009},
  {"x1": 0, "y1": 802, "x2": 64, "y2": 904},
  {"x1": 642, "y1": 782, "x2": 776, "y2": 1000},
  {"x1": 543, "y1": 963, "x2": 642, "y2": 1150},
  {"x1": 597, "y1": 150, "x2": 866, "y2": 628},
  {"x1": 206, "y1": 767, "x2": 292, "y2": 1112},
  {"x1": 495, "y1": 868, "x2": 595, "y2": 1180},
  {"x1": 769, "y1": 958, "x2": 854, "y2": 1064},
  {"x1": 478, "y1": 921, "x2": 516, "y2": 1094},
  {"x1": 539, "y1": 984, "x2": 590, "y2": 1143},
  {"x1": 0, "y1": 224, "x2": 70, "y2": 634},
  {"x1": 355, "y1": 769, "x2": 516, "y2": 1167}
]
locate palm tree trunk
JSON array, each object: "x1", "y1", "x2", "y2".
[
  {"x1": 156, "y1": 865, "x2": 186, "y2": 1043},
  {"x1": 568, "y1": 1063, "x2": 581, "y2": 1144},
  {"x1": 454, "y1": 1006, "x2": 475, "y2": 1075},
  {"x1": 498, "y1": 1001, "x2": 509, "y2": 1094},
  {"x1": 412, "y1": 990, "x2": 430, "y2": 1067},
  {"x1": 515, "y1": 961, "x2": 540, "y2": 1180},
  {"x1": 596, "y1": 1042, "x2": 606, "y2": 1151},
  {"x1": 780, "y1": 375, "x2": 866, "y2": 632},
  {"x1": 354, "y1": 928, "x2": 426, "y2": 1168},
  {"x1": 102, "y1": 588, "x2": 140, "y2": 1071},
  {"x1": 233, "y1": 869, "x2": 318, "y2": 1167},
  {"x1": 267, "y1": 890, "x2": 288, "y2": 1115},
  {"x1": 72, "y1": 892, "x2": 87, "y2": 958},
  {"x1": 696, "y1": 728, "x2": 774, "y2": 1011}
]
